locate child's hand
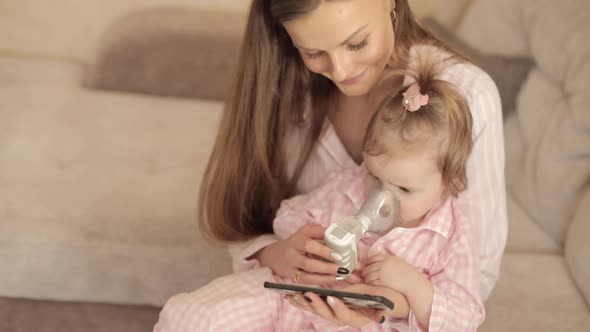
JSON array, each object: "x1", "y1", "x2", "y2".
[{"x1": 362, "y1": 254, "x2": 421, "y2": 294}]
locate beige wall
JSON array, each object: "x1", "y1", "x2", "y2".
[
  {"x1": 409, "y1": 0, "x2": 473, "y2": 27},
  {"x1": 0, "y1": 0, "x2": 472, "y2": 63}
]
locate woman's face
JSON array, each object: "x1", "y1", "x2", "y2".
[{"x1": 283, "y1": 0, "x2": 395, "y2": 97}]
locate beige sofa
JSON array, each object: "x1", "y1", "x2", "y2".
[
  {"x1": 455, "y1": 0, "x2": 590, "y2": 330},
  {"x1": 0, "y1": 0, "x2": 588, "y2": 330}
]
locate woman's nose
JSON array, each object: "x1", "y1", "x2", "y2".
[{"x1": 329, "y1": 52, "x2": 351, "y2": 82}]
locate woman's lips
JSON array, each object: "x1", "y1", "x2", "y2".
[{"x1": 341, "y1": 68, "x2": 368, "y2": 85}]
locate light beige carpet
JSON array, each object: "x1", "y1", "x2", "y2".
[{"x1": 0, "y1": 297, "x2": 160, "y2": 332}]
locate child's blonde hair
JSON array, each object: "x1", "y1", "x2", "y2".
[{"x1": 364, "y1": 54, "x2": 473, "y2": 197}]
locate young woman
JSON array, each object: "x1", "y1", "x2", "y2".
[{"x1": 155, "y1": 0, "x2": 506, "y2": 330}]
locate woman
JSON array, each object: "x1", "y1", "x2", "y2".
[{"x1": 155, "y1": 0, "x2": 506, "y2": 330}]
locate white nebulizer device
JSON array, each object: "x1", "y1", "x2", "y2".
[{"x1": 324, "y1": 180, "x2": 400, "y2": 272}]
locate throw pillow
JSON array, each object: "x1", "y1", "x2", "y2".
[
  {"x1": 83, "y1": 8, "x2": 246, "y2": 101},
  {"x1": 421, "y1": 16, "x2": 535, "y2": 118}
]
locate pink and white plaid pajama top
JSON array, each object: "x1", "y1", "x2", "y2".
[
  {"x1": 155, "y1": 165, "x2": 484, "y2": 332},
  {"x1": 273, "y1": 165, "x2": 485, "y2": 331}
]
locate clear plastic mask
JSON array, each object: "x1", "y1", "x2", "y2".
[{"x1": 356, "y1": 179, "x2": 400, "y2": 234}]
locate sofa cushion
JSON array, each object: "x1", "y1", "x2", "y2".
[
  {"x1": 457, "y1": 0, "x2": 590, "y2": 247},
  {"x1": 83, "y1": 8, "x2": 245, "y2": 101},
  {"x1": 505, "y1": 190, "x2": 561, "y2": 254},
  {"x1": 480, "y1": 253, "x2": 590, "y2": 332},
  {"x1": 503, "y1": 114, "x2": 562, "y2": 254},
  {"x1": 0, "y1": 56, "x2": 232, "y2": 306},
  {"x1": 422, "y1": 16, "x2": 534, "y2": 118},
  {"x1": 565, "y1": 187, "x2": 590, "y2": 305}
]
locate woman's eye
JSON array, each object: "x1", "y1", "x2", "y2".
[
  {"x1": 305, "y1": 51, "x2": 323, "y2": 59},
  {"x1": 347, "y1": 39, "x2": 368, "y2": 51}
]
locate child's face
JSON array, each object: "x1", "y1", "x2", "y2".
[{"x1": 363, "y1": 148, "x2": 445, "y2": 227}]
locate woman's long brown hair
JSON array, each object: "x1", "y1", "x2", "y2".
[{"x1": 198, "y1": 0, "x2": 436, "y2": 243}]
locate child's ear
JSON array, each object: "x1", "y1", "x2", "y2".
[{"x1": 443, "y1": 177, "x2": 462, "y2": 198}]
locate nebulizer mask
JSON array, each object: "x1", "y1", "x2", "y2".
[{"x1": 324, "y1": 179, "x2": 400, "y2": 272}]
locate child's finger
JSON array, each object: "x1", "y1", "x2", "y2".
[
  {"x1": 369, "y1": 253, "x2": 387, "y2": 263},
  {"x1": 361, "y1": 262, "x2": 381, "y2": 278},
  {"x1": 363, "y1": 270, "x2": 383, "y2": 285}
]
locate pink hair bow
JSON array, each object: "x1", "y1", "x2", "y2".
[{"x1": 402, "y1": 83, "x2": 429, "y2": 112}]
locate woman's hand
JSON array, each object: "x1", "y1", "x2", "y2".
[
  {"x1": 256, "y1": 223, "x2": 362, "y2": 285},
  {"x1": 284, "y1": 283, "x2": 408, "y2": 328}
]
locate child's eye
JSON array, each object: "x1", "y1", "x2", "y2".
[
  {"x1": 347, "y1": 39, "x2": 368, "y2": 51},
  {"x1": 398, "y1": 186, "x2": 411, "y2": 193}
]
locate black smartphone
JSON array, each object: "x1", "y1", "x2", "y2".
[{"x1": 263, "y1": 281, "x2": 394, "y2": 310}]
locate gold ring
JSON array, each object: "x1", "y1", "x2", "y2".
[{"x1": 292, "y1": 269, "x2": 303, "y2": 284}]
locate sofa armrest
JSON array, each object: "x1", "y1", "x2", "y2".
[{"x1": 565, "y1": 187, "x2": 590, "y2": 306}]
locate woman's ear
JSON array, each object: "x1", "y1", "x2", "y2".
[{"x1": 389, "y1": 0, "x2": 396, "y2": 12}]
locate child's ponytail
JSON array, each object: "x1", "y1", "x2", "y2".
[{"x1": 366, "y1": 48, "x2": 473, "y2": 197}]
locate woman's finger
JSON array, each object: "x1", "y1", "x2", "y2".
[
  {"x1": 297, "y1": 271, "x2": 343, "y2": 286},
  {"x1": 284, "y1": 295, "x2": 312, "y2": 311},
  {"x1": 294, "y1": 225, "x2": 345, "y2": 264},
  {"x1": 324, "y1": 295, "x2": 375, "y2": 327},
  {"x1": 372, "y1": 309, "x2": 389, "y2": 323},
  {"x1": 296, "y1": 254, "x2": 348, "y2": 275},
  {"x1": 299, "y1": 224, "x2": 327, "y2": 239},
  {"x1": 302, "y1": 292, "x2": 340, "y2": 325},
  {"x1": 360, "y1": 308, "x2": 386, "y2": 324},
  {"x1": 301, "y1": 289, "x2": 380, "y2": 328},
  {"x1": 295, "y1": 237, "x2": 344, "y2": 264}
]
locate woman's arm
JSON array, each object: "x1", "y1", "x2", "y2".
[
  {"x1": 227, "y1": 234, "x2": 279, "y2": 272},
  {"x1": 232, "y1": 167, "x2": 365, "y2": 285},
  {"x1": 226, "y1": 177, "x2": 341, "y2": 273},
  {"x1": 458, "y1": 66, "x2": 508, "y2": 300}
]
